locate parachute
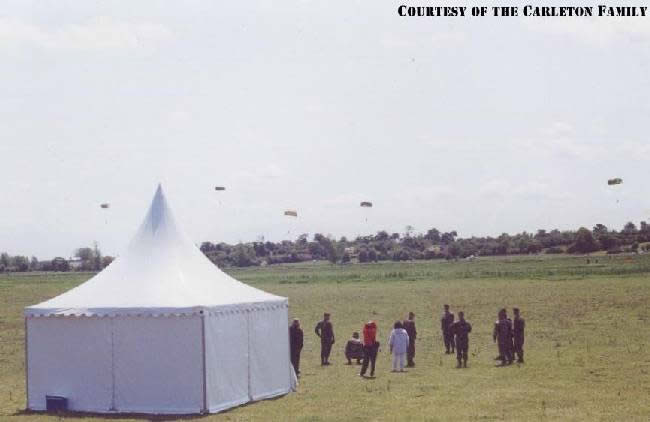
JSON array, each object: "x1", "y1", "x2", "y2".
[
  {"x1": 214, "y1": 186, "x2": 226, "y2": 191},
  {"x1": 100, "y1": 203, "x2": 110, "y2": 209},
  {"x1": 607, "y1": 178, "x2": 623, "y2": 185},
  {"x1": 360, "y1": 201, "x2": 373, "y2": 207},
  {"x1": 284, "y1": 210, "x2": 298, "y2": 217}
]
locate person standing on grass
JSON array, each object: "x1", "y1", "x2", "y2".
[
  {"x1": 289, "y1": 318, "x2": 303, "y2": 375},
  {"x1": 403, "y1": 312, "x2": 417, "y2": 367},
  {"x1": 388, "y1": 321, "x2": 410, "y2": 372},
  {"x1": 441, "y1": 304, "x2": 455, "y2": 354},
  {"x1": 450, "y1": 311, "x2": 472, "y2": 368},
  {"x1": 360, "y1": 321, "x2": 379, "y2": 377},
  {"x1": 512, "y1": 307, "x2": 525, "y2": 363},
  {"x1": 315, "y1": 312, "x2": 335, "y2": 365},
  {"x1": 493, "y1": 308, "x2": 513, "y2": 365}
]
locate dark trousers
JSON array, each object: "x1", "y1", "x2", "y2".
[
  {"x1": 513, "y1": 338, "x2": 524, "y2": 362},
  {"x1": 498, "y1": 340, "x2": 513, "y2": 364},
  {"x1": 443, "y1": 331, "x2": 455, "y2": 352},
  {"x1": 290, "y1": 350, "x2": 301, "y2": 374},
  {"x1": 360, "y1": 344, "x2": 378, "y2": 376},
  {"x1": 321, "y1": 340, "x2": 333, "y2": 363},
  {"x1": 407, "y1": 340, "x2": 416, "y2": 365},
  {"x1": 456, "y1": 341, "x2": 468, "y2": 363}
]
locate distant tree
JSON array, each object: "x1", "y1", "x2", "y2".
[
  {"x1": 593, "y1": 224, "x2": 608, "y2": 237},
  {"x1": 527, "y1": 241, "x2": 543, "y2": 254},
  {"x1": 545, "y1": 246, "x2": 563, "y2": 254},
  {"x1": 252, "y1": 242, "x2": 267, "y2": 257},
  {"x1": 623, "y1": 222, "x2": 638, "y2": 234},
  {"x1": 233, "y1": 245, "x2": 256, "y2": 267},
  {"x1": 447, "y1": 241, "x2": 462, "y2": 259},
  {"x1": 441, "y1": 231, "x2": 457, "y2": 245},
  {"x1": 391, "y1": 248, "x2": 410, "y2": 261},
  {"x1": 569, "y1": 227, "x2": 599, "y2": 254},
  {"x1": 424, "y1": 228, "x2": 441, "y2": 243},
  {"x1": 51, "y1": 257, "x2": 70, "y2": 272},
  {"x1": 101, "y1": 256, "x2": 114, "y2": 268},
  {"x1": 93, "y1": 242, "x2": 102, "y2": 271},
  {"x1": 404, "y1": 225, "x2": 414, "y2": 238},
  {"x1": 318, "y1": 237, "x2": 338, "y2": 264},
  {"x1": 598, "y1": 233, "x2": 618, "y2": 251},
  {"x1": 297, "y1": 234, "x2": 309, "y2": 245},
  {"x1": 30, "y1": 256, "x2": 39, "y2": 271},
  {"x1": 374, "y1": 231, "x2": 389, "y2": 241},
  {"x1": 75, "y1": 247, "x2": 94, "y2": 261},
  {"x1": 639, "y1": 221, "x2": 650, "y2": 242},
  {"x1": 341, "y1": 252, "x2": 351, "y2": 264},
  {"x1": 1, "y1": 252, "x2": 10, "y2": 268},
  {"x1": 358, "y1": 249, "x2": 369, "y2": 263},
  {"x1": 368, "y1": 249, "x2": 378, "y2": 262},
  {"x1": 390, "y1": 233, "x2": 400, "y2": 240},
  {"x1": 12, "y1": 256, "x2": 29, "y2": 272}
]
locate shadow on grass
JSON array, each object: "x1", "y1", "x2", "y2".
[{"x1": 12, "y1": 396, "x2": 288, "y2": 421}]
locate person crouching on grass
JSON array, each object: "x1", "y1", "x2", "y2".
[
  {"x1": 388, "y1": 321, "x2": 409, "y2": 372},
  {"x1": 345, "y1": 332, "x2": 364, "y2": 365}
]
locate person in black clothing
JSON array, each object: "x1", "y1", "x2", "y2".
[
  {"x1": 450, "y1": 311, "x2": 472, "y2": 368},
  {"x1": 512, "y1": 307, "x2": 525, "y2": 363},
  {"x1": 345, "y1": 332, "x2": 364, "y2": 364},
  {"x1": 441, "y1": 304, "x2": 455, "y2": 354},
  {"x1": 289, "y1": 318, "x2": 303, "y2": 375},
  {"x1": 493, "y1": 308, "x2": 513, "y2": 366},
  {"x1": 403, "y1": 312, "x2": 417, "y2": 367},
  {"x1": 315, "y1": 312, "x2": 335, "y2": 365}
]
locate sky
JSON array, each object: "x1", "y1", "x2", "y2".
[{"x1": 1, "y1": 1, "x2": 649, "y2": 259}]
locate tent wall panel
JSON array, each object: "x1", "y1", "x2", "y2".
[
  {"x1": 26, "y1": 317, "x2": 112, "y2": 412},
  {"x1": 113, "y1": 316, "x2": 202, "y2": 414},
  {"x1": 248, "y1": 304, "x2": 291, "y2": 400},
  {"x1": 205, "y1": 311, "x2": 249, "y2": 412}
]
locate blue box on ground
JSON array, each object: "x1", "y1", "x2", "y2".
[{"x1": 45, "y1": 395, "x2": 67, "y2": 412}]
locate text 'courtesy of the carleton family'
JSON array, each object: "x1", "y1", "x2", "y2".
[{"x1": 397, "y1": 5, "x2": 648, "y2": 17}]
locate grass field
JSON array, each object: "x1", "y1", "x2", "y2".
[{"x1": 1, "y1": 254, "x2": 649, "y2": 421}]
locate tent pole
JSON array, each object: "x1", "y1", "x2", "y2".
[
  {"x1": 247, "y1": 310, "x2": 252, "y2": 400},
  {"x1": 24, "y1": 318, "x2": 29, "y2": 410},
  {"x1": 200, "y1": 311, "x2": 207, "y2": 413},
  {"x1": 110, "y1": 317, "x2": 116, "y2": 411}
]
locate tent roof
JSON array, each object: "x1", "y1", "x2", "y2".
[{"x1": 26, "y1": 185, "x2": 285, "y2": 317}]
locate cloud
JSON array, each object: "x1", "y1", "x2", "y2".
[
  {"x1": 0, "y1": 16, "x2": 172, "y2": 52},
  {"x1": 480, "y1": 179, "x2": 569, "y2": 201},
  {"x1": 523, "y1": 15, "x2": 650, "y2": 45},
  {"x1": 233, "y1": 164, "x2": 286, "y2": 187}
]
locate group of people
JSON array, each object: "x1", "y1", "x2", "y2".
[
  {"x1": 492, "y1": 307, "x2": 525, "y2": 365},
  {"x1": 288, "y1": 305, "x2": 525, "y2": 378}
]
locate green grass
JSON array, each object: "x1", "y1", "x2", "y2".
[{"x1": 1, "y1": 255, "x2": 649, "y2": 421}]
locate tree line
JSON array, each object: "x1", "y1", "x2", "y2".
[
  {"x1": 0, "y1": 242, "x2": 114, "y2": 273},
  {"x1": 200, "y1": 221, "x2": 650, "y2": 268},
  {"x1": 2, "y1": 221, "x2": 648, "y2": 272}
]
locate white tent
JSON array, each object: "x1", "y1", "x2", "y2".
[{"x1": 25, "y1": 185, "x2": 295, "y2": 414}]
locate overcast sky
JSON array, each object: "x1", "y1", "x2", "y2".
[{"x1": 1, "y1": 1, "x2": 649, "y2": 259}]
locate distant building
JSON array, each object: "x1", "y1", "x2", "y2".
[{"x1": 68, "y1": 258, "x2": 84, "y2": 270}]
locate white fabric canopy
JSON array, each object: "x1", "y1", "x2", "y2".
[
  {"x1": 26, "y1": 184, "x2": 283, "y2": 317},
  {"x1": 25, "y1": 185, "x2": 294, "y2": 414}
]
